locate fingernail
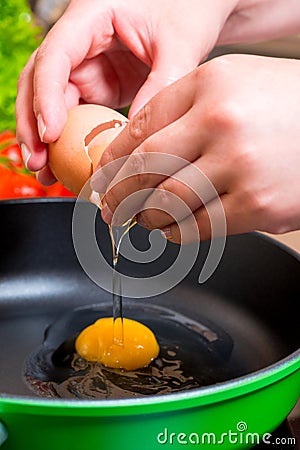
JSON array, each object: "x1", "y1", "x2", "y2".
[
  {"x1": 160, "y1": 227, "x2": 173, "y2": 240},
  {"x1": 89, "y1": 190, "x2": 102, "y2": 208},
  {"x1": 101, "y1": 203, "x2": 113, "y2": 224},
  {"x1": 37, "y1": 114, "x2": 46, "y2": 142},
  {"x1": 20, "y1": 143, "x2": 32, "y2": 169}
]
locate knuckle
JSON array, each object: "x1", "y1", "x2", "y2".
[
  {"x1": 271, "y1": 223, "x2": 295, "y2": 234},
  {"x1": 204, "y1": 99, "x2": 245, "y2": 135},
  {"x1": 198, "y1": 55, "x2": 231, "y2": 87},
  {"x1": 104, "y1": 186, "x2": 119, "y2": 212},
  {"x1": 128, "y1": 149, "x2": 150, "y2": 188},
  {"x1": 129, "y1": 149, "x2": 146, "y2": 173},
  {"x1": 242, "y1": 189, "x2": 287, "y2": 233},
  {"x1": 157, "y1": 179, "x2": 178, "y2": 212},
  {"x1": 252, "y1": 193, "x2": 271, "y2": 216},
  {"x1": 227, "y1": 143, "x2": 258, "y2": 176},
  {"x1": 100, "y1": 146, "x2": 115, "y2": 166},
  {"x1": 140, "y1": 181, "x2": 179, "y2": 229},
  {"x1": 204, "y1": 54, "x2": 236, "y2": 78},
  {"x1": 262, "y1": 205, "x2": 296, "y2": 234},
  {"x1": 243, "y1": 188, "x2": 271, "y2": 216},
  {"x1": 128, "y1": 104, "x2": 152, "y2": 143},
  {"x1": 266, "y1": 222, "x2": 290, "y2": 235},
  {"x1": 135, "y1": 171, "x2": 148, "y2": 190},
  {"x1": 200, "y1": 57, "x2": 246, "y2": 134}
]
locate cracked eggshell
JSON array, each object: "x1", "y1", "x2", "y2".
[{"x1": 48, "y1": 104, "x2": 127, "y2": 196}]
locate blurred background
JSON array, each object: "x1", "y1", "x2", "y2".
[
  {"x1": 1, "y1": 0, "x2": 300, "y2": 249},
  {"x1": 0, "y1": 0, "x2": 75, "y2": 199},
  {"x1": 28, "y1": 0, "x2": 69, "y2": 31}
]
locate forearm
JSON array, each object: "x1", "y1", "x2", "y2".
[{"x1": 219, "y1": 0, "x2": 300, "y2": 45}]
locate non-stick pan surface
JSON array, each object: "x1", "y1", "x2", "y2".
[{"x1": 0, "y1": 198, "x2": 299, "y2": 398}]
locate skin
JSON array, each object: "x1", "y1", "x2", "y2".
[
  {"x1": 16, "y1": 0, "x2": 300, "y2": 240},
  {"x1": 17, "y1": 0, "x2": 300, "y2": 178},
  {"x1": 16, "y1": 0, "x2": 239, "y2": 182},
  {"x1": 95, "y1": 54, "x2": 300, "y2": 242}
]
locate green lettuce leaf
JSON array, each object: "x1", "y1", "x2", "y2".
[{"x1": 0, "y1": 0, "x2": 42, "y2": 131}]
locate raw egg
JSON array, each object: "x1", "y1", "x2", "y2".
[
  {"x1": 48, "y1": 104, "x2": 127, "y2": 196},
  {"x1": 49, "y1": 104, "x2": 160, "y2": 371},
  {"x1": 75, "y1": 317, "x2": 160, "y2": 371}
]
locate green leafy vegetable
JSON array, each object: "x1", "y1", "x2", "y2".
[{"x1": 0, "y1": 0, "x2": 42, "y2": 131}]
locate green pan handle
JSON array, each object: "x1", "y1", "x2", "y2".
[{"x1": 0, "y1": 422, "x2": 7, "y2": 446}]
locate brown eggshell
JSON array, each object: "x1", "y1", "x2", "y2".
[{"x1": 48, "y1": 104, "x2": 127, "y2": 196}]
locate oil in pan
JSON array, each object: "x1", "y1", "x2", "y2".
[{"x1": 23, "y1": 302, "x2": 236, "y2": 400}]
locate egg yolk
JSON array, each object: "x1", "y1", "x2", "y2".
[{"x1": 75, "y1": 317, "x2": 159, "y2": 371}]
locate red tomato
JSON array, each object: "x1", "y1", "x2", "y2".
[
  {"x1": 0, "y1": 130, "x2": 76, "y2": 199},
  {"x1": 46, "y1": 182, "x2": 76, "y2": 198},
  {"x1": 0, "y1": 131, "x2": 16, "y2": 144},
  {"x1": 0, "y1": 166, "x2": 47, "y2": 199},
  {"x1": 1, "y1": 143, "x2": 23, "y2": 168}
]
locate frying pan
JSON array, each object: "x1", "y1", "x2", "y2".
[{"x1": 0, "y1": 198, "x2": 299, "y2": 450}]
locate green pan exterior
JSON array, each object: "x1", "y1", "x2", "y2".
[{"x1": 0, "y1": 353, "x2": 299, "y2": 450}]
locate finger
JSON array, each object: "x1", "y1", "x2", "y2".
[
  {"x1": 137, "y1": 154, "x2": 230, "y2": 230},
  {"x1": 128, "y1": 5, "x2": 213, "y2": 117},
  {"x1": 36, "y1": 165, "x2": 57, "y2": 186},
  {"x1": 129, "y1": 60, "x2": 195, "y2": 119},
  {"x1": 16, "y1": 51, "x2": 48, "y2": 172},
  {"x1": 69, "y1": 51, "x2": 150, "y2": 109},
  {"x1": 161, "y1": 193, "x2": 257, "y2": 244},
  {"x1": 93, "y1": 81, "x2": 203, "y2": 198},
  {"x1": 69, "y1": 54, "x2": 121, "y2": 108},
  {"x1": 96, "y1": 105, "x2": 213, "y2": 223},
  {"x1": 99, "y1": 72, "x2": 197, "y2": 168},
  {"x1": 33, "y1": 41, "x2": 75, "y2": 143},
  {"x1": 32, "y1": 3, "x2": 116, "y2": 143}
]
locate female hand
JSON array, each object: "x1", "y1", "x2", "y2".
[
  {"x1": 15, "y1": 0, "x2": 238, "y2": 184},
  {"x1": 91, "y1": 54, "x2": 300, "y2": 242}
]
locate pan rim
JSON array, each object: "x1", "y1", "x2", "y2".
[{"x1": 0, "y1": 197, "x2": 75, "y2": 206}]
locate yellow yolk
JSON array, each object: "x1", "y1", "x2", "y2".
[{"x1": 75, "y1": 317, "x2": 160, "y2": 371}]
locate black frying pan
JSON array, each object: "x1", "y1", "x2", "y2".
[{"x1": 0, "y1": 198, "x2": 299, "y2": 450}]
